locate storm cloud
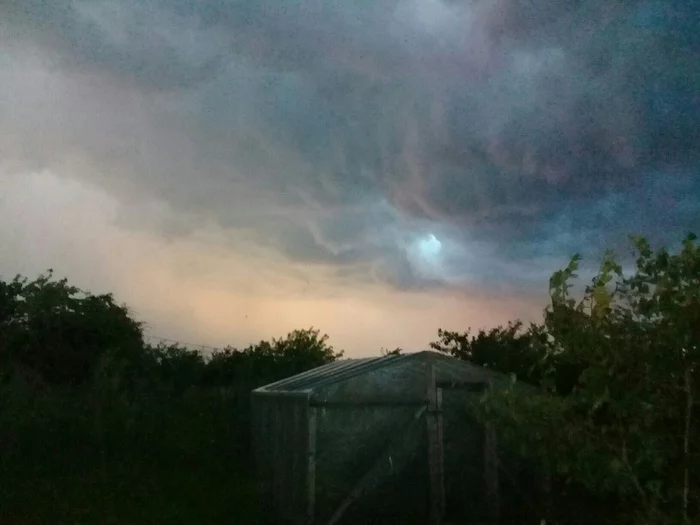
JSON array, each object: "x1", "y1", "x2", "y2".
[{"x1": 1, "y1": 0, "x2": 699, "y2": 297}]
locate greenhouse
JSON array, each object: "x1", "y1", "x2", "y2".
[{"x1": 251, "y1": 350, "x2": 539, "y2": 525}]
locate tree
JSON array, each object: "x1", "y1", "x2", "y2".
[
  {"x1": 202, "y1": 327, "x2": 343, "y2": 388},
  {"x1": 0, "y1": 271, "x2": 144, "y2": 386},
  {"x1": 148, "y1": 344, "x2": 206, "y2": 396},
  {"x1": 470, "y1": 234, "x2": 700, "y2": 524},
  {"x1": 0, "y1": 270, "x2": 345, "y2": 524},
  {"x1": 430, "y1": 321, "x2": 549, "y2": 385},
  {"x1": 379, "y1": 347, "x2": 403, "y2": 357}
]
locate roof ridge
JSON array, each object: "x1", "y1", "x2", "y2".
[{"x1": 252, "y1": 350, "x2": 469, "y2": 394}]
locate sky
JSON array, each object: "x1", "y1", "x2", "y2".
[{"x1": 0, "y1": 1, "x2": 698, "y2": 356}]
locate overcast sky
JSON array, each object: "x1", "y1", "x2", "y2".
[{"x1": 1, "y1": 1, "x2": 698, "y2": 355}]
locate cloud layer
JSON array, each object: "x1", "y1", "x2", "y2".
[{"x1": 1, "y1": 0, "x2": 699, "y2": 298}]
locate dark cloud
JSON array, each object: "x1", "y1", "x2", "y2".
[{"x1": 1, "y1": 0, "x2": 698, "y2": 292}]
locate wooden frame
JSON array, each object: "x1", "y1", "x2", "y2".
[
  {"x1": 426, "y1": 361, "x2": 446, "y2": 524},
  {"x1": 307, "y1": 407, "x2": 318, "y2": 525}
]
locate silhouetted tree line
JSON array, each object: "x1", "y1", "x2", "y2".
[
  {"x1": 0, "y1": 270, "x2": 341, "y2": 390},
  {"x1": 1, "y1": 233, "x2": 699, "y2": 525},
  {"x1": 0, "y1": 270, "x2": 341, "y2": 524}
]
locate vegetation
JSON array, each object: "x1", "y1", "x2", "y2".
[
  {"x1": 1, "y1": 233, "x2": 697, "y2": 524},
  {"x1": 0, "y1": 271, "x2": 341, "y2": 524},
  {"x1": 432, "y1": 234, "x2": 700, "y2": 525}
]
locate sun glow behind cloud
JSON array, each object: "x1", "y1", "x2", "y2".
[
  {"x1": 408, "y1": 233, "x2": 444, "y2": 280},
  {"x1": 0, "y1": 171, "x2": 541, "y2": 355}
]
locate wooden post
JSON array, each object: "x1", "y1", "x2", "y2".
[
  {"x1": 426, "y1": 361, "x2": 445, "y2": 524},
  {"x1": 307, "y1": 407, "x2": 317, "y2": 525},
  {"x1": 484, "y1": 420, "x2": 500, "y2": 523}
]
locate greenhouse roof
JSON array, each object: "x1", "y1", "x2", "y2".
[{"x1": 253, "y1": 350, "x2": 505, "y2": 395}]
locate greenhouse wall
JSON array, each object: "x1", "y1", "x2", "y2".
[
  {"x1": 251, "y1": 392, "x2": 311, "y2": 524},
  {"x1": 251, "y1": 351, "x2": 535, "y2": 525}
]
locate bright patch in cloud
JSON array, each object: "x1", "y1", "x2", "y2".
[
  {"x1": 408, "y1": 233, "x2": 445, "y2": 279},
  {"x1": 418, "y1": 234, "x2": 442, "y2": 260}
]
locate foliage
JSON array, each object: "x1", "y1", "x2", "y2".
[
  {"x1": 462, "y1": 234, "x2": 700, "y2": 524},
  {"x1": 0, "y1": 374, "x2": 262, "y2": 524},
  {"x1": 430, "y1": 321, "x2": 548, "y2": 385},
  {"x1": 0, "y1": 270, "x2": 344, "y2": 524},
  {"x1": 379, "y1": 346, "x2": 403, "y2": 357},
  {"x1": 4, "y1": 232, "x2": 699, "y2": 524},
  {"x1": 0, "y1": 270, "x2": 143, "y2": 386},
  {"x1": 202, "y1": 327, "x2": 343, "y2": 388}
]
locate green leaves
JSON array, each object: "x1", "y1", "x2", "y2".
[
  {"x1": 0, "y1": 270, "x2": 344, "y2": 394},
  {"x1": 0, "y1": 270, "x2": 144, "y2": 386},
  {"x1": 609, "y1": 458, "x2": 623, "y2": 473},
  {"x1": 449, "y1": 233, "x2": 700, "y2": 524},
  {"x1": 201, "y1": 327, "x2": 343, "y2": 389},
  {"x1": 431, "y1": 321, "x2": 549, "y2": 386},
  {"x1": 549, "y1": 253, "x2": 581, "y2": 307}
]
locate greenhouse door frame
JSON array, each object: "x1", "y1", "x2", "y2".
[
  {"x1": 306, "y1": 368, "x2": 497, "y2": 525},
  {"x1": 308, "y1": 365, "x2": 496, "y2": 525},
  {"x1": 312, "y1": 362, "x2": 444, "y2": 525},
  {"x1": 436, "y1": 380, "x2": 500, "y2": 523},
  {"x1": 429, "y1": 363, "x2": 500, "y2": 524}
]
